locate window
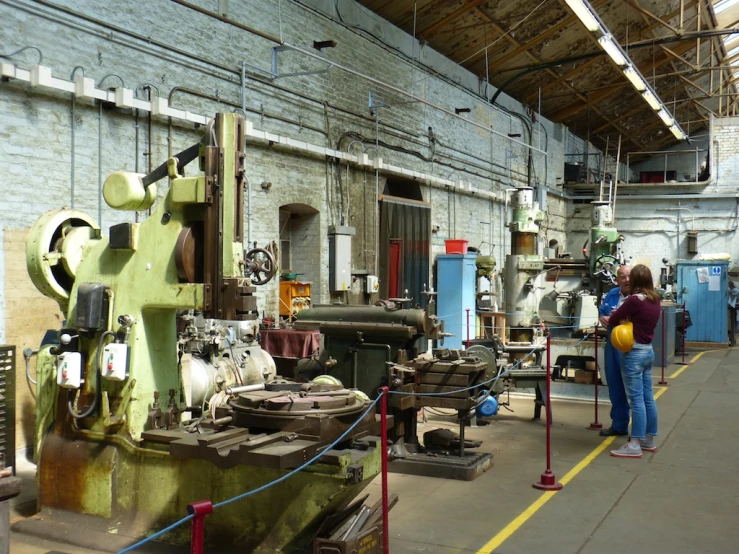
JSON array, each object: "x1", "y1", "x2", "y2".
[{"x1": 714, "y1": 0, "x2": 739, "y2": 15}]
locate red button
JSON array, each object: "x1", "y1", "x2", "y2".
[{"x1": 108, "y1": 364, "x2": 113, "y2": 371}]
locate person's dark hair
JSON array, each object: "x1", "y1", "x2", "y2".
[{"x1": 629, "y1": 264, "x2": 660, "y2": 303}]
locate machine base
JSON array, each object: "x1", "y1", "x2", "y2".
[
  {"x1": 389, "y1": 451, "x2": 493, "y2": 481},
  {"x1": 13, "y1": 509, "x2": 185, "y2": 554}
]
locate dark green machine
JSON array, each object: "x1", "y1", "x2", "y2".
[{"x1": 294, "y1": 303, "x2": 443, "y2": 396}]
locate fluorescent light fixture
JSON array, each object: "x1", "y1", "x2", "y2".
[
  {"x1": 599, "y1": 35, "x2": 627, "y2": 66},
  {"x1": 657, "y1": 108, "x2": 673, "y2": 126},
  {"x1": 670, "y1": 125, "x2": 686, "y2": 140},
  {"x1": 622, "y1": 66, "x2": 647, "y2": 92},
  {"x1": 564, "y1": 0, "x2": 602, "y2": 32},
  {"x1": 642, "y1": 90, "x2": 661, "y2": 110}
]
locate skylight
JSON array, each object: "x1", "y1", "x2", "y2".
[{"x1": 714, "y1": 0, "x2": 739, "y2": 15}]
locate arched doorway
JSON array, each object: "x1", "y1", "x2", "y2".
[{"x1": 279, "y1": 203, "x2": 321, "y2": 302}]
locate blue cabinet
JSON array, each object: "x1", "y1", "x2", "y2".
[
  {"x1": 436, "y1": 254, "x2": 477, "y2": 349},
  {"x1": 676, "y1": 261, "x2": 729, "y2": 344}
]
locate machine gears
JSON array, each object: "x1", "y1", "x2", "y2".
[{"x1": 243, "y1": 247, "x2": 276, "y2": 285}]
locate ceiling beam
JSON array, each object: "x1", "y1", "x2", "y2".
[
  {"x1": 620, "y1": 0, "x2": 681, "y2": 36},
  {"x1": 487, "y1": 0, "x2": 611, "y2": 71},
  {"x1": 418, "y1": 0, "x2": 487, "y2": 39},
  {"x1": 466, "y1": 2, "x2": 643, "y2": 147},
  {"x1": 590, "y1": 104, "x2": 653, "y2": 134},
  {"x1": 547, "y1": 38, "x2": 699, "y2": 122},
  {"x1": 524, "y1": 0, "x2": 700, "y2": 105}
]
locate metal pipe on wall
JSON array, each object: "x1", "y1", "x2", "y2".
[
  {"x1": 96, "y1": 73, "x2": 126, "y2": 228},
  {"x1": 69, "y1": 65, "x2": 85, "y2": 209},
  {"x1": 280, "y1": 42, "x2": 547, "y2": 157}
]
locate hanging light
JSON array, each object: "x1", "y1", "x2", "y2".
[
  {"x1": 642, "y1": 90, "x2": 662, "y2": 110},
  {"x1": 657, "y1": 108, "x2": 674, "y2": 126},
  {"x1": 670, "y1": 125, "x2": 686, "y2": 140},
  {"x1": 598, "y1": 34, "x2": 628, "y2": 66},
  {"x1": 564, "y1": 0, "x2": 602, "y2": 32},
  {"x1": 622, "y1": 66, "x2": 647, "y2": 92}
]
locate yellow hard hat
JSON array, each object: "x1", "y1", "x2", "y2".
[{"x1": 611, "y1": 321, "x2": 634, "y2": 353}]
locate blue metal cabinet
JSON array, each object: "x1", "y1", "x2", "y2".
[
  {"x1": 676, "y1": 260, "x2": 729, "y2": 344},
  {"x1": 436, "y1": 254, "x2": 477, "y2": 349}
]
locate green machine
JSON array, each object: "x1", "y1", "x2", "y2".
[
  {"x1": 588, "y1": 201, "x2": 624, "y2": 283},
  {"x1": 23, "y1": 113, "x2": 383, "y2": 553}
]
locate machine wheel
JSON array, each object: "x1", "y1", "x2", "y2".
[
  {"x1": 467, "y1": 345, "x2": 500, "y2": 382},
  {"x1": 244, "y1": 248, "x2": 276, "y2": 285},
  {"x1": 593, "y1": 254, "x2": 620, "y2": 285},
  {"x1": 26, "y1": 209, "x2": 99, "y2": 306}
]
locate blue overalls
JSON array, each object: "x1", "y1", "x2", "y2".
[{"x1": 599, "y1": 287, "x2": 630, "y2": 434}]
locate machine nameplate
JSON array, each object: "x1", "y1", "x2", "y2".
[{"x1": 518, "y1": 260, "x2": 545, "y2": 271}]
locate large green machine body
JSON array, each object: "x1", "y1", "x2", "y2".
[{"x1": 24, "y1": 114, "x2": 381, "y2": 552}]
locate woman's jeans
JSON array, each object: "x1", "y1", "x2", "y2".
[{"x1": 621, "y1": 344, "x2": 658, "y2": 440}]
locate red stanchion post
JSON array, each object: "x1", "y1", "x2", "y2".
[
  {"x1": 379, "y1": 386, "x2": 390, "y2": 554},
  {"x1": 533, "y1": 335, "x2": 563, "y2": 491},
  {"x1": 187, "y1": 500, "x2": 213, "y2": 554},
  {"x1": 588, "y1": 323, "x2": 603, "y2": 430},
  {"x1": 658, "y1": 308, "x2": 669, "y2": 385},
  {"x1": 466, "y1": 308, "x2": 471, "y2": 349}
]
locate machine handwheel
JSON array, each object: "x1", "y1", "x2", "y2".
[
  {"x1": 593, "y1": 254, "x2": 620, "y2": 285},
  {"x1": 244, "y1": 248, "x2": 276, "y2": 285}
]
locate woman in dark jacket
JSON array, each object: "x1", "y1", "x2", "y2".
[{"x1": 607, "y1": 264, "x2": 661, "y2": 458}]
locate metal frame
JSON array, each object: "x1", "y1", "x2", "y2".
[
  {"x1": 0, "y1": 346, "x2": 16, "y2": 475},
  {"x1": 626, "y1": 147, "x2": 708, "y2": 183}
]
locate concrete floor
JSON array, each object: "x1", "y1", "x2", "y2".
[{"x1": 8, "y1": 347, "x2": 739, "y2": 553}]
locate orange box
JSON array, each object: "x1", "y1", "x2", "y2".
[{"x1": 279, "y1": 280, "x2": 312, "y2": 318}]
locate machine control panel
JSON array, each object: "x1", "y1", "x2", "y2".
[
  {"x1": 57, "y1": 352, "x2": 83, "y2": 389},
  {"x1": 102, "y1": 343, "x2": 129, "y2": 381}
]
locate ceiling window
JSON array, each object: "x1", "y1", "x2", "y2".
[{"x1": 714, "y1": 0, "x2": 739, "y2": 15}]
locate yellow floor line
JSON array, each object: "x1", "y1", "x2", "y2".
[
  {"x1": 476, "y1": 385, "x2": 668, "y2": 554},
  {"x1": 669, "y1": 348, "x2": 725, "y2": 378},
  {"x1": 667, "y1": 365, "x2": 690, "y2": 379}
]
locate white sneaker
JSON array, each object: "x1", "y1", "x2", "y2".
[{"x1": 610, "y1": 442, "x2": 642, "y2": 458}]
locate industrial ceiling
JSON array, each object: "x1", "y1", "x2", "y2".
[{"x1": 356, "y1": 0, "x2": 739, "y2": 152}]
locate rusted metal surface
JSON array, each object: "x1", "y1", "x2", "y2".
[
  {"x1": 175, "y1": 222, "x2": 204, "y2": 283},
  {"x1": 38, "y1": 434, "x2": 115, "y2": 517},
  {"x1": 512, "y1": 233, "x2": 536, "y2": 256},
  {"x1": 34, "y1": 431, "x2": 382, "y2": 553}
]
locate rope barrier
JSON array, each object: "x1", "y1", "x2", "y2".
[{"x1": 116, "y1": 393, "x2": 384, "y2": 553}]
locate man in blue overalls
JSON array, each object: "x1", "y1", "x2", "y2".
[{"x1": 597, "y1": 265, "x2": 631, "y2": 436}]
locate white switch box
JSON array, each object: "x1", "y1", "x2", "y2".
[
  {"x1": 367, "y1": 275, "x2": 380, "y2": 293},
  {"x1": 57, "y1": 352, "x2": 83, "y2": 389},
  {"x1": 102, "y1": 343, "x2": 129, "y2": 381}
]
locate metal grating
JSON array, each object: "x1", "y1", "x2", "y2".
[{"x1": 0, "y1": 345, "x2": 16, "y2": 473}]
